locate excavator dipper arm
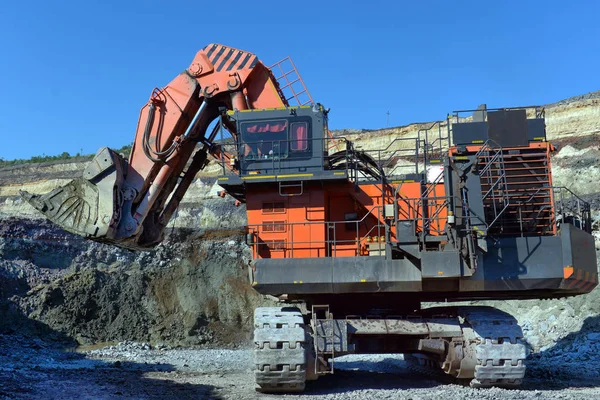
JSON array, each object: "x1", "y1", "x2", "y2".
[{"x1": 21, "y1": 44, "x2": 288, "y2": 249}]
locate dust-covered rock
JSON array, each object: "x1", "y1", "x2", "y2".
[{"x1": 0, "y1": 218, "x2": 271, "y2": 346}]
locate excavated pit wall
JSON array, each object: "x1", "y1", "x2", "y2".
[{"x1": 0, "y1": 91, "x2": 599, "y2": 351}]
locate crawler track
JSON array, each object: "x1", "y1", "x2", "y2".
[
  {"x1": 407, "y1": 306, "x2": 527, "y2": 388},
  {"x1": 253, "y1": 307, "x2": 307, "y2": 393},
  {"x1": 459, "y1": 307, "x2": 527, "y2": 388},
  {"x1": 253, "y1": 306, "x2": 527, "y2": 392}
]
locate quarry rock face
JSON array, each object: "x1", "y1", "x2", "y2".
[{"x1": 0, "y1": 91, "x2": 599, "y2": 351}]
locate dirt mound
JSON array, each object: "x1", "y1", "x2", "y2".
[{"x1": 0, "y1": 218, "x2": 270, "y2": 346}]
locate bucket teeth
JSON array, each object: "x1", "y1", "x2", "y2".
[
  {"x1": 19, "y1": 178, "x2": 100, "y2": 238},
  {"x1": 19, "y1": 190, "x2": 47, "y2": 212}
]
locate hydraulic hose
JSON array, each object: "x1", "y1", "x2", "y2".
[{"x1": 142, "y1": 103, "x2": 178, "y2": 162}]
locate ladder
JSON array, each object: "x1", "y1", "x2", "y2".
[
  {"x1": 269, "y1": 57, "x2": 314, "y2": 106},
  {"x1": 312, "y1": 305, "x2": 335, "y2": 374},
  {"x1": 475, "y1": 140, "x2": 510, "y2": 230}
]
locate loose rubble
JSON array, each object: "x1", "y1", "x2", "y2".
[{"x1": 2, "y1": 336, "x2": 600, "y2": 399}]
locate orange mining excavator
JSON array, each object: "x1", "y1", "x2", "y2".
[{"x1": 23, "y1": 44, "x2": 598, "y2": 393}]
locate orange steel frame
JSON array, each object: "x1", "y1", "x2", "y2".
[
  {"x1": 246, "y1": 181, "x2": 446, "y2": 260},
  {"x1": 246, "y1": 141, "x2": 555, "y2": 260}
]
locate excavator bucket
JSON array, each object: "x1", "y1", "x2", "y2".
[{"x1": 20, "y1": 147, "x2": 125, "y2": 240}]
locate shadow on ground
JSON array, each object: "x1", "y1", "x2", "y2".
[
  {"x1": 304, "y1": 314, "x2": 600, "y2": 395},
  {"x1": 302, "y1": 356, "x2": 449, "y2": 394},
  {"x1": 0, "y1": 325, "x2": 221, "y2": 399},
  {"x1": 1, "y1": 283, "x2": 220, "y2": 399},
  {"x1": 306, "y1": 369, "x2": 445, "y2": 394},
  {"x1": 0, "y1": 351, "x2": 221, "y2": 399},
  {"x1": 525, "y1": 314, "x2": 600, "y2": 389}
]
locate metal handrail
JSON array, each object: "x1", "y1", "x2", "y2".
[
  {"x1": 553, "y1": 186, "x2": 590, "y2": 208},
  {"x1": 417, "y1": 120, "x2": 450, "y2": 164},
  {"x1": 553, "y1": 186, "x2": 592, "y2": 233},
  {"x1": 474, "y1": 140, "x2": 510, "y2": 230},
  {"x1": 361, "y1": 137, "x2": 420, "y2": 158},
  {"x1": 218, "y1": 119, "x2": 455, "y2": 182},
  {"x1": 218, "y1": 136, "x2": 346, "y2": 177},
  {"x1": 452, "y1": 105, "x2": 544, "y2": 117},
  {"x1": 248, "y1": 205, "x2": 386, "y2": 258}
]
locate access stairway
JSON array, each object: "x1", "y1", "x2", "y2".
[{"x1": 477, "y1": 145, "x2": 554, "y2": 236}]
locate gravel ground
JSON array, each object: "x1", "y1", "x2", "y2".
[{"x1": 2, "y1": 337, "x2": 600, "y2": 400}]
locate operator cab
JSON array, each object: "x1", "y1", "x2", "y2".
[
  {"x1": 228, "y1": 104, "x2": 330, "y2": 177},
  {"x1": 217, "y1": 104, "x2": 350, "y2": 203}
]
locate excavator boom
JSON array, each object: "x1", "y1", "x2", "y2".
[{"x1": 21, "y1": 44, "x2": 288, "y2": 249}]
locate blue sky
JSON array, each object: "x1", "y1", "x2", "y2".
[{"x1": 1, "y1": 0, "x2": 599, "y2": 160}]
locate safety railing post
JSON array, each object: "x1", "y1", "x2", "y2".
[
  {"x1": 320, "y1": 138, "x2": 324, "y2": 174},
  {"x1": 325, "y1": 222, "x2": 330, "y2": 257},
  {"x1": 353, "y1": 220, "x2": 358, "y2": 254},
  {"x1": 333, "y1": 223, "x2": 337, "y2": 258},
  {"x1": 519, "y1": 205, "x2": 523, "y2": 237}
]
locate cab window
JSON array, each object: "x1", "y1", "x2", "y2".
[
  {"x1": 240, "y1": 120, "x2": 288, "y2": 160},
  {"x1": 290, "y1": 122, "x2": 309, "y2": 151}
]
